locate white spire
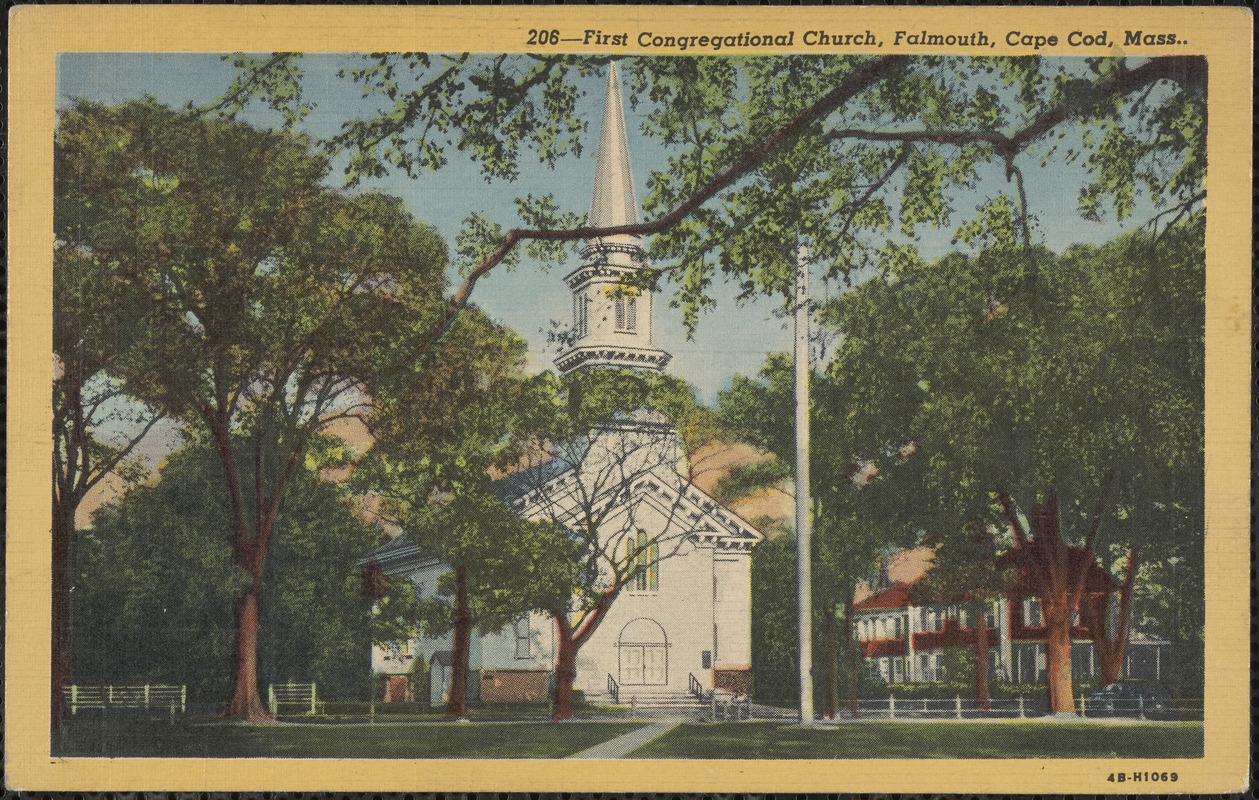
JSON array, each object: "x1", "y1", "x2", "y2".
[
  {"x1": 554, "y1": 61, "x2": 670, "y2": 377},
  {"x1": 588, "y1": 62, "x2": 639, "y2": 230}
]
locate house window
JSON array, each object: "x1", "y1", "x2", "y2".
[
  {"x1": 626, "y1": 529, "x2": 659, "y2": 591},
  {"x1": 701, "y1": 651, "x2": 712, "y2": 669},
  {"x1": 614, "y1": 295, "x2": 637, "y2": 333},
  {"x1": 985, "y1": 605, "x2": 997, "y2": 629},
  {"x1": 513, "y1": 617, "x2": 530, "y2": 659},
  {"x1": 892, "y1": 657, "x2": 904, "y2": 683},
  {"x1": 1025, "y1": 598, "x2": 1043, "y2": 627}
]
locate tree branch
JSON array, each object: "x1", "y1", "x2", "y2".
[{"x1": 394, "y1": 55, "x2": 910, "y2": 376}]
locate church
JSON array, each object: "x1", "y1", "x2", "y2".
[{"x1": 362, "y1": 63, "x2": 765, "y2": 707}]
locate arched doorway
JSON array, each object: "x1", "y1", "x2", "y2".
[{"x1": 618, "y1": 618, "x2": 668, "y2": 686}]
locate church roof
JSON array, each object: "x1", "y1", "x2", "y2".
[{"x1": 587, "y1": 62, "x2": 639, "y2": 231}]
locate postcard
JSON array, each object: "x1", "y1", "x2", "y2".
[{"x1": 6, "y1": 4, "x2": 1251, "y2": 794}]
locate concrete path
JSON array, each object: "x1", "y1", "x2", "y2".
[{"x1": 566, "y1": 721, "x2": 679, "y2": 759}]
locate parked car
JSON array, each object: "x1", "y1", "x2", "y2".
[{"x1": 1086, "y1": 683, "x2": 1179, "y2": 720}]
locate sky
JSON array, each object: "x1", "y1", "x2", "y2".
[{"x1": 57, "y1": 53, "x2": 1159, "y2": 405}]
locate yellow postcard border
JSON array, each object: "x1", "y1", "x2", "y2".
[{"x1": 6, "y1": 5, "x2": 1252, "y2": 793}]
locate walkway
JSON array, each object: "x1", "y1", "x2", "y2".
[{"x1": 566, "y1": 720, "x2": 679, "y2": 759}]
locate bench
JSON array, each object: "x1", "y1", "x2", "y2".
[
  {"x1": 268, "y1": 682, "x2": 325, "y2": 716},
  {"x1": 63, "y1": 684, "x2": 186, "y2": 715}
]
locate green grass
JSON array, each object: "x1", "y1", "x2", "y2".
[
  {"x1": 53, "y1": 716, "x2": 644, "y2": 759},
  {"x1": 312, "y1": 699, "x2": 630, "y2": 720},
  {"x1": 629, "y1": 720, "x2": 1204, "y2": 759}
]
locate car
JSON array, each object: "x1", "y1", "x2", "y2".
[{"x1": 1086, "y1": 683, "x2": 1179, "y2": 720}]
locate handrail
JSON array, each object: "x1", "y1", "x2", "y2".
[
  {"x1": 688, "y1": 673, "x2": 704, "y2": 700},
  {"x1": 607, "y1": 673, "x2": 619, "y2": 704}
]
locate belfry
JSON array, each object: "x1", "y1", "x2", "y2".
[{"x1": 554, "y1": 62, "x2": 671, "y2": 375}]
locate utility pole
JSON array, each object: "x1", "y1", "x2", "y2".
[{"x1": 794, "y1": 243, "x2": 814, "y2": 725}]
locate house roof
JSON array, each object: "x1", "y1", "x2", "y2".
[
  {"x1": 853, "y1": 581, "x2": 915, "y2": 612},
  {"x1": 852, "y1": 543, "x2": 1119, "y2": 614}
]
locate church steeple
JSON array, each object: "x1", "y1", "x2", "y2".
[
  {"x1": 588, "y1": 62, "x2": 638, "y2": 231},
  {"x1": 555, "y1": 62, "x2": 671, "y2": 376}
]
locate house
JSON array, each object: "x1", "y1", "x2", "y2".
[
  {"x1": 850, "y1": 551, "x2": 1170, "y2": 685},
  {"x1": 361, "y1": 62, "x2": 765, "y2": 705}
]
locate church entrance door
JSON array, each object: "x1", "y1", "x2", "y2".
[{"x1": 618, "y1": 618, "x2": 668, "y2": 686}]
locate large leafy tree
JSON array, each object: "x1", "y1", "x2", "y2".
[
  {"x1": 73, "y1": 438, "x2": 413, "y2": 703},
  {"x1": 55, "y1": 99, "x2": 449, "y2": 719},
  {"x1": 356, "y1": 311, "x2": 577, "y2": 719},
  {"x1": 821, "y1": 217, "x2": 1205, "y2": 711}
]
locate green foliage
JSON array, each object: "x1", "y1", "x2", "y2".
[
  {"x1": 74, "y1": 440, "x2": 387, "y2": 701},
  {"x1": 820, "y1": 218, "x2": 1205, "y2": 691},
  {"x1": 711, "y1": 458, "x2": 791, "y2": 506},
  {"x1": 55, "y1": 98, "x2": 449, "y2": 423},
  {"x1": 218, "y1": 55, "x2": 1204, "y2": 337}
]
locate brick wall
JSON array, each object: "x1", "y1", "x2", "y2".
[
  {"x1": 480, "y1": 669, "x2": 549, "y2": 702},
  {"x1": 713, "y1": 667, "x2": 752, "y2": 694}
]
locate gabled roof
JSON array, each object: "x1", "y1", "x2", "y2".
[
  {"x1": 357, "y1": 535, "x2": 441, "y2": 575},
  {"x1": 853, "y1": 581, "x2": 915, "y2": 612}
]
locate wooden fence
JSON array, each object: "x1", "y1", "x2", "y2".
[{"x1": 63, "y1": 684, "x2": 186, "y2": 715}]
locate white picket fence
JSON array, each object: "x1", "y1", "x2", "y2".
[
  {"x1": 63, "y1": 684, "x2": 186, "y2": 715},
  {"x1": 268, "y1": 681, "x2": 325, "y2": 716},
  {"x1": 840, "y1": 694, "x2": 1200, "y2": 720}
]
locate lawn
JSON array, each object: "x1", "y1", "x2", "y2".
[
  {"x1": 53, "y1": 716, "x2": 644, "y2": 759},
  {"x1": 628, "y1": 720, "x2": 1205, "y2": 759}
]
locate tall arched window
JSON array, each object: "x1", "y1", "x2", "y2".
[{"x1": 625, "y1": 529, "x2": 658, "y2": 591}]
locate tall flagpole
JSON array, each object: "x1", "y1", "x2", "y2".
[{"x1": 794, "y1": 243, "x2": 814, "y2": 725}]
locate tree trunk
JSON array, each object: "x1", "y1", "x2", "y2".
[
  {"x1": 445, "y1": 564, "x2": 471, "y2": 719},
  {"x1": 1043, "y1": 598, "x2": 1075, "y2": 714},
  {"x1": 51, "y1": 502, "x2": 75, "y2": 732},
  {"x1": 1087, "y1": 548, "x2": 1139, "y2": 687},
  {"x1": 823, "y1": 602, "x2": 838, "y2": 720},
  {"x1": 550, "y1": 618, "x2": 578, "y2": 721},
  {"x1": 845, "y1": 595, "x2": 859, "y2": 718},
  {"x1": 226, "y1": 572, "x2": 269, "y2": 719},
  {"x1": 972, "y1": 599, "x2": 991, "y2": 712}
]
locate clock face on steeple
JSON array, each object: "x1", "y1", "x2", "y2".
[{"x1": 555, "y1": 62, "x2": 671, "y2": 376}]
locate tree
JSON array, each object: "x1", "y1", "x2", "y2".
[
  {"x1": 51, "y1": 239, "x2": 167, "y2": 729},
  {"x1": 55, "y1": 99, "x2": 449, "y2": 719},
  {"x1": 821, "y1": 218, "x2": 1205, "y2": 712},
  {"x1": 73, "y1": 438, "x2": 406, "y2": 704},
  {"x1": 354, "y1": 309, "x2": 580, "y2": 719}
]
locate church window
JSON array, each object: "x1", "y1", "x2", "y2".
[
  {"x1": 614, "y1": 295, "x2": 637, "y2": 333},
  {"x1": 574, "y1": 294, "x2": 590, "y2": 338},
  {"x1": 626, "y1": 529, "x2": 659, "y2": 591}
]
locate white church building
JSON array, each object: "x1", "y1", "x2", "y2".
[{"x1": 362, "y1": 63, "x2": 764, "y2": 706}]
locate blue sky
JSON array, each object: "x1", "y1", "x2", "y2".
[{"x1": 57, "y1": 53, "x2": 1157, "y2": 404}]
